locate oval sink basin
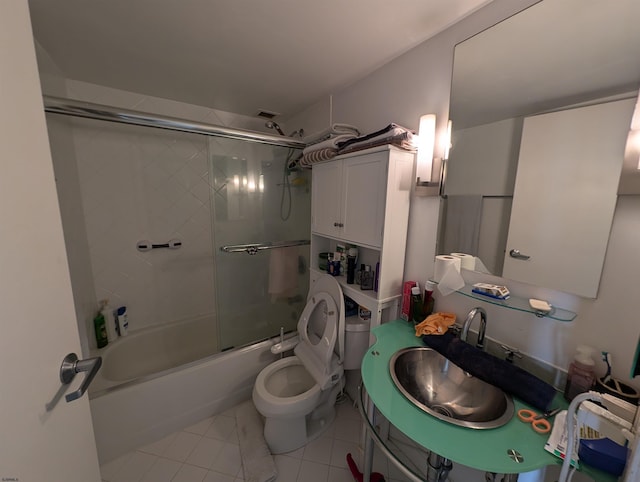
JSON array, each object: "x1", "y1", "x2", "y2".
[{"x1": 390, "y1": 347, "x2": 514, "y2": 429}]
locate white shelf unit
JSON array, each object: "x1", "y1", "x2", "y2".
[{"x1": 309, "y1": 145, "x2": 414, "y2": 332}]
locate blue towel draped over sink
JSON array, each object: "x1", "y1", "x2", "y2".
[{"x1": 422, "y1": 333, "x2": 556, "y2": 412}]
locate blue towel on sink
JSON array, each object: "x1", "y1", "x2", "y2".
[{"x1": 422, "y1": 334, "x2": 556, "y2": 412}]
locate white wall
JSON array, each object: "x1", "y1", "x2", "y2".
[{"x1": 288, "y1": 0, "x2": 640, "y2": 392}]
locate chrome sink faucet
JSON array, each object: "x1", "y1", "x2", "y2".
[{"x1": 460, "y1": 307, "x2": 487, "y2": 350}]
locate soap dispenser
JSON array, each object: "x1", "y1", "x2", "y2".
[{"x1": 564, "y1": 345, "x2": 596, "y2": 401}]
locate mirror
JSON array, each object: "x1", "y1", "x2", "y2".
[{"x1": 440, "y1": 0, "x2": 640, "y2": 298}]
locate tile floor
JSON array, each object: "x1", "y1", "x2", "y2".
[{"x1": 100, "y1": 398, "x2": 409, "y2": 482}]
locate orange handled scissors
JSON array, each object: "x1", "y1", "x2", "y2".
[{"x1": 517, "y1": 408, "x2": 560, "y2": 434}]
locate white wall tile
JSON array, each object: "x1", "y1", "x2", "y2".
[{"x1": 71, "y1": 116, "x2": 216, "y2": 332}]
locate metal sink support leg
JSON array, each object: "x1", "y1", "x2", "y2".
[
  {"x1": 358, "y1": 383, "x2": 425, "y2": 482},
  {"x1": 427, "y1": 452, "x2": 452, "y2": 481},
  {"x1": 362, "y1": 402, "x2": 374, "y2": 482}
]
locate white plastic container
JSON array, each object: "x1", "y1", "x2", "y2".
[
  {"x1": 564, "y1": 345, "x2": 596, "y2": 401},
  {"x1": 101, "y1": 299, "x2": 118, "y2": 342},
  {"x1": 343, "y1": 317, "x2": 370, "y2": 370}
]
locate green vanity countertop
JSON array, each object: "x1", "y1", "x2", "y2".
[{"x1": 361, "y1": 320, "x2": 617, "y2": 480}]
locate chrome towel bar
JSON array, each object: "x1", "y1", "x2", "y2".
[{"x1": 220, "y1": 239, "x2": 309, "y2": 255}]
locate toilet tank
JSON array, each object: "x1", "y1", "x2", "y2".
[{"x1": 343, "y1": 317, "x2": 371, "y2": 370}]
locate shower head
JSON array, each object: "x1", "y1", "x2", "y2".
[{"x1": 265, "y1": 120, "x2": 285, "y2": 136}]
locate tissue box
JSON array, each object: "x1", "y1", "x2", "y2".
[{"x1": 471, "y1": 283, "x2": 510, "y2": 300}]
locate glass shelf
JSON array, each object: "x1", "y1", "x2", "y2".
[{"x1": 431, "y1": 281, "x2": 577, "y2": 322}]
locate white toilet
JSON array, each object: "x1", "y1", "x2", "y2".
[{"x1": 252, "y1": 274, "x2": 346, "y2": 454}]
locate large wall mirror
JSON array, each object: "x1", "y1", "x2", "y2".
[{"x1": 439, "y1": 0, "x2": 640, "y2": 298}]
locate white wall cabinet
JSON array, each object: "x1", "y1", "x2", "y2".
[
  {"x1": 312, "y1": 151, "x2": 387, "y2": 247},
  {"x1": 310, "y1": 145, "x2": 414, "y2": 331}
]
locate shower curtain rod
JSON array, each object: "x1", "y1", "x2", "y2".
[{"x1": 42, "y1": 96, "x2": 306, "y2": 149}]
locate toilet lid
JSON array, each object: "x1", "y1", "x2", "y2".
[
  {"x1": 308, "y1": 274, "x2": 345, "y2": 363},
  {"x1": 295, "y1": 291, "x2": 339, "y2": 389}
]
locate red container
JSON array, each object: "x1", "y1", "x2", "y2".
[{"x1": 401, "y1": 281, "x2": 416, "y2": 321}]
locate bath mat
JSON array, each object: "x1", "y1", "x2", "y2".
[{"x1": 236, "y1": 400, "x2": 278, "y2": 482}]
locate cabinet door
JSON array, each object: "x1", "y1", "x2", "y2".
[
  {"x1": 311, "y1": 160, "x2": 343, "y2": 237},
  {"x1": 342, "y1": 152, "x2": 387, "y2": 247}
]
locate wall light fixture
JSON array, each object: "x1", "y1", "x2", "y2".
[
  {"x1": 415, "y1": 114, "x2": 451, "y2": 196},
  {"x1": 416, "y1": 114, "x2": 436, "y2": 186}
]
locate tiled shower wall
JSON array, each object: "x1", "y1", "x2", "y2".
[
  {"x1": 46, "y1": 80, "x2": 283, "y2": 352},
  {"x1": 72, "y1": 120, "x2": 215, "y2": 333}
]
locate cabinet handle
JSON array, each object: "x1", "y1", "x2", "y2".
[{"x1": 333, "y1": 222, "x2": 344, "y2": 228}]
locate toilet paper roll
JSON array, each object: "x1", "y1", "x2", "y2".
[
  {"x1": 450, "y1": 253, "x2": 476, "y2": 271},
  {"x1": 434, "y1": 255, "x2": 461, "y2": 283},
  {"x1": 434, "y1": 255, "x2": 465, "y2": 296}
]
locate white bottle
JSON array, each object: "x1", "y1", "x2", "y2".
[
  {"x1": 101, "y1": 299, "x2": 118, "y2": 342},
  {"x1": 116, "y1": 306, "x2": 128, "y2": 336}
]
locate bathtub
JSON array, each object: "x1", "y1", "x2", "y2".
[{"x1": 89, "y1": 315, "x2": 279, "y2": 464}]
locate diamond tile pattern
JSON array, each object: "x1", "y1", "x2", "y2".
[{"x1": 73, "y1": 119, "x2": 215, "y2": 331}]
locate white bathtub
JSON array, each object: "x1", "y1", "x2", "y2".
[
  {"x1": 92, "y1": 314, "x2": 219, "y2": 391},
  {"x1": 89, "y1": 315, "x2": 279, "y2": 464}
]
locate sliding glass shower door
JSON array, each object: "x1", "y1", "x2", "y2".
[{"x1": 210, "y1": 138, "x2": 310, "y2": 351}]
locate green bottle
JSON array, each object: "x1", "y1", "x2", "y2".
[{"x1": 94, "y1": 310, "x2": 108, "y2": 348}]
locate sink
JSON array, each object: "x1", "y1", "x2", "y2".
[{"x1": 390, "y1": 347, "x2": 514, "y2": 429}]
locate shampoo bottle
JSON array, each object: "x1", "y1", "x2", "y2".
[
  {"x1": 93, "y1": 307, "x2": 108, "y2": 348},
  {"x1": 101, "y1": 299, "x2": 118, "y2": 342},
  {"x1": 116, "y1": 306, "x2": 129, "y2": 336},
  {"x1": 410, "y1": 283, "x2": 423, "y2": 325},
  {"x1": 564, "y1": 345, "x2": 596, "y2": 401}
]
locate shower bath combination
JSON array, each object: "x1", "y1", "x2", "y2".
[{"x1": 44, "y1": 96, "x2": 311, "y2": 463}]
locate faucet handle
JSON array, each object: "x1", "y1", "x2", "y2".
[
  {"x1": 449, "y1": 324, "x2": 462, "y2": 336},
  {"x1": 500, "y1": 344, "x2": 522, "y2": 363}
]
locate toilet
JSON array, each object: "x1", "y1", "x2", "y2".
[{"x1": 252, "y1": 274, "x2": 346, "y2": 454}]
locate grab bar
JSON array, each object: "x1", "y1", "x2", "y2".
[{"x1": 220, "y1": 239, "x2": 310, "y2": 255}]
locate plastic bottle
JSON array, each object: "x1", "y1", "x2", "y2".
[
  {"x1": 101, "y1": 299, "x2": 118, "y2": 342},
  {"x1": 564, "y1": 345, "x2": 596, "y2": 401},
  {"x1": 116, "y1": 306, "x2": 129, "y2": 336},
  {"x1": 346, "y1": 256, "x2": 357, "y2": 284},
  {"x1": 422, "y1": 280, "x2": 436, "y2": 319},
  {"x1": 410, "y1": 284, "x2": 423, "y2": 324},
  {"x1": 93, "y1": 307, "x2": 108, "y2": 348}
]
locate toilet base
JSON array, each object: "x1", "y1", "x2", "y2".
[{"x1": 263, "y1": 380, "x2": 343, "y2": 455}]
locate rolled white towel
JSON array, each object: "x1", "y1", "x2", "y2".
[
  {"x1": 302, "y1": 133, "x2": 356, "y2": 154},
  {"x1": 302, "y1": 123, "x2": 360, "y2": 145}
]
